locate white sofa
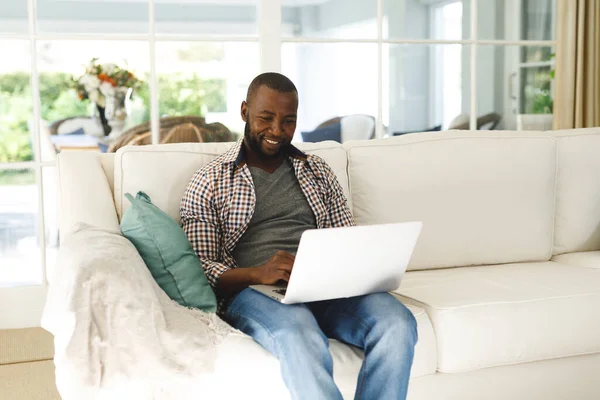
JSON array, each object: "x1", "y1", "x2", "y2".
[{"x1": 44, "y1": 129, "x2": 600, "y2": 399}]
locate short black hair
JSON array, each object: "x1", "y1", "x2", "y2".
[{"x1": 246, "y1": 72, "x2": 298, "y2": 104}]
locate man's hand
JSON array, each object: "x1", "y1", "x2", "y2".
[
  {"x1": 216, "y1": 250, "x2": 295, "y2": 296},
  {"x1": 255, "y1": 250, "x2": 295, "y2": 285}
]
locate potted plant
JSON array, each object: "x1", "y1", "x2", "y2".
[
  {"x1": 517, "y1": 54, "x2": 554, "y2": 131},
  {"x1": 74, "y1": 59, "x2": 142, "y2": 138}
]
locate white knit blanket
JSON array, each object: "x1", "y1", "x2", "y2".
[{"x1": 41, "y1": 225, "x2": 237, "y2": 399}]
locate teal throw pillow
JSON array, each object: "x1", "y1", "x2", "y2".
[{"x1": 120, "y1": 191, "x2": 217, "y2": 313}]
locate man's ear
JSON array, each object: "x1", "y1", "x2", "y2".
[{"x1": 241, "y1": 101, "x2": 248, "y2": 122}]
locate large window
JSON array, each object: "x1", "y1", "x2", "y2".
[
  {"x1": 281, "y1": 0, "x2": 555, "y2": 136},
  {"x1": 0, "y1": 0, "x2": 557, "y2": 326},
  {"x1": 155, "y1": 41, "x2": 259, "y2": 138}
]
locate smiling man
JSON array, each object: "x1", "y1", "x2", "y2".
[{"x1": 180, "y1": 73, "x2": 417, "y2": 399}]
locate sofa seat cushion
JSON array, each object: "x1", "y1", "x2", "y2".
[
  {"x1": 203, "y1": 303, "x2": 437, "y2": 399},
  {"x1": 552, "y1": 251, "x2": 600, "y2": 269},
  {"x1": 393, "y1": 261, "x2": 600, "y2": 373}
]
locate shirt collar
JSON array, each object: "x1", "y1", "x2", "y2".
[{"x1": 223, "y1": 138, "x2": 308, "y2": 168}]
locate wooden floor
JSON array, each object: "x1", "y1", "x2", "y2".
[{"x1": 0, "y1": 328, "x2": 61, "y2": 400}]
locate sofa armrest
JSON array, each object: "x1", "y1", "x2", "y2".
[
  {"x1": 42, "y1": 225, "x2": 234, "y2": 399},
  {"x1": 57, "y1": 152, "x2": 120, "y2": 241}
]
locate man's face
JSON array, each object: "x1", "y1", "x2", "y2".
[{"x1": 241, "y1": 85, "x2": 298, "y2": 159}]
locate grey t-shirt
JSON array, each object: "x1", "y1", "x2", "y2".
[{"x1": 231, "y1": 158, "x2": 317, "y2": 268}]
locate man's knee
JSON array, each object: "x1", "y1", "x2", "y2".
[
  {"x1": 375, "y1": 301, "x2": 418, "y2": 346},
  {"x1": 358, "y1": 294, "x2": 418, "y2": 346},
  {"x1": 272, "y1": 321, "x2": 329, "y2": 349}
]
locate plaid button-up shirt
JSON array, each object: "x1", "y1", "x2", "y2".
[{"x1": 180, "y1": 139, "x2": 355, "y2": 314}]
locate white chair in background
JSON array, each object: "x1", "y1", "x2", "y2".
[
  {"x1": 340, "y1": 114, "x2": 376, "y2": 142},
  {"x1": 314, "y1": 114, "x2": 377, "y2": 143},
  {"x1": 448, "y1": 112, "x2": 502, "y2": 130},
  {"x1": 51, "y1": 117, "x2": 104, "y2": 137}
]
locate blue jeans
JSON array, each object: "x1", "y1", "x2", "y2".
[{"x1": 225, "y1": 288, "x2": 418, "y2": 400}]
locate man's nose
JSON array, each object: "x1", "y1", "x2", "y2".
[{"x1": 270, "y1": 120, "x2": 283, "y2": 136}]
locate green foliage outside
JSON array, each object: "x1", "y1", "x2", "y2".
[
  {"x1": 525, "y1": 68, "x2": 553, "y2": 114},
  {"x1": 523, "y1": 53, "x2": 555, "y2": 115},
  {"x1": 0, "y1": 88, "x2": 34, "y2": 164},
  {"x1": 0, "y1": 169, "x2": 35, "y2": 185},
  {"x1": 0, "y1": 72, "x2": 90, "y2": 165},
  {"x1": 0, "y1": 71, "x2": 226, "y2": 181},
  {"x1": 137, "y1": 74, "x2": 226, "y2": 120}
]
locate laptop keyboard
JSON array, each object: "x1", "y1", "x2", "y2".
[{"x1": 274, "y1": 288, "x2": 287, "y2": 296}]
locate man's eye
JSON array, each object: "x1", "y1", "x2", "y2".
[
  {"x1": 285, "y1": 120, "x2": 296, "y2": 124},
  {"x1": 259, "y1": 116, "x2": 272, "y2": 121}
]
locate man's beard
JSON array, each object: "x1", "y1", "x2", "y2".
[{"x1": 244, "y1": 120, "x2": 290, "y2": 160}]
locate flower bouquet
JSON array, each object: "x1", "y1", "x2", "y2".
[{"x1": 74, "y1": 58, "x2": 142, "y2": 137}]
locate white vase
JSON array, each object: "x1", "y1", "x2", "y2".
[{"x1": 105, "y1": 87, "x2": 133, "y2": 140}]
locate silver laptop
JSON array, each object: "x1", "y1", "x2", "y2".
[{"x1": 250, "y1": 221, "x2": 422, "y2": 304}]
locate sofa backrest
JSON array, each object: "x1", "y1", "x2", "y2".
[
  {"x1": 113, "y1": 141, "x2": 350, "y2": 224},
  {"x1": 551, "y1": 128, "x2": 600, "y2": 255},
  {"x1": 58, "y1": 129, "x2": 600, "y2": 272},
  {"x1": 344, "y1": 131, "x2": 558, "y2": 270}
]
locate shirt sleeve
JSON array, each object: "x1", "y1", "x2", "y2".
[{"x1": 180, "y1": 169, "x2": 231, "y2": 290}]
